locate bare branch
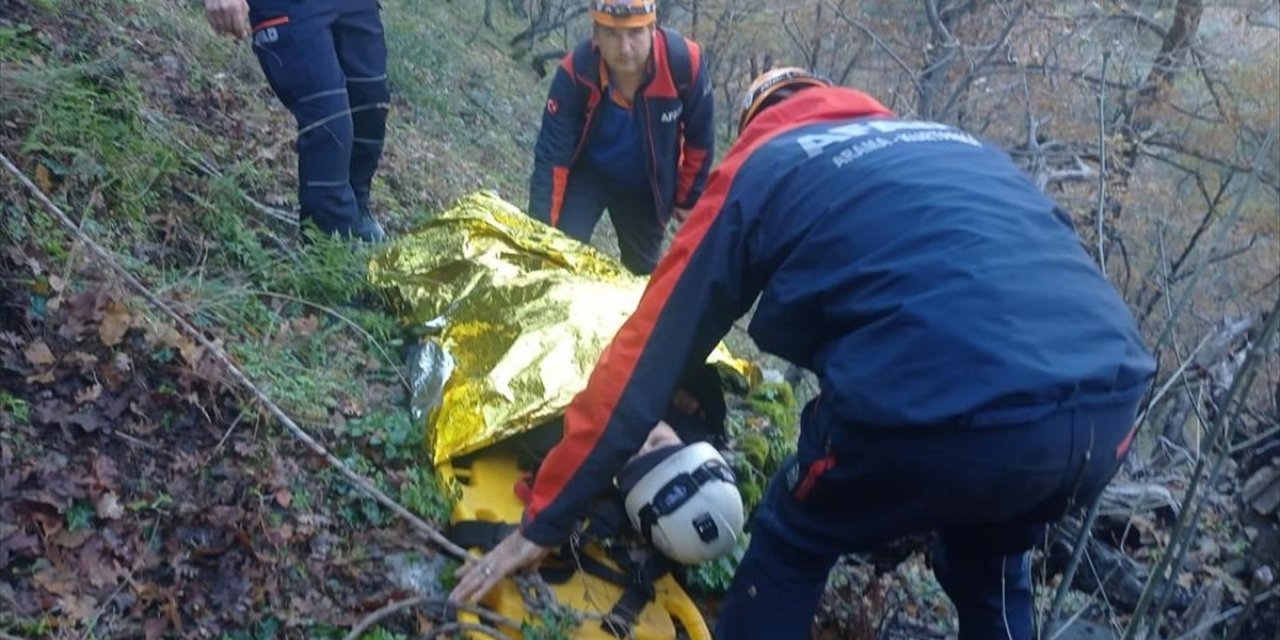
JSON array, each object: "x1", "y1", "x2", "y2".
[
  {"x1": 936, "y1": 1, "x2": 1026, "y2": 122},
  {"x1": 824, "y1": 0, "x2": 925, "y2": 101},
  {"x1": 923, "y1": 0, "x2": 959, "y2": 47}
]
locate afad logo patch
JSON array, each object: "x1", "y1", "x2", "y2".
[
  {"x1": 253, "y1": 27, "x2": 279, "y2": 46},
  {"x1": 546, "y1": 98, "x2": 559, "y2": 115},
  {"x1": 251, "y1": 16, "x2": 288, "y2": 47}
]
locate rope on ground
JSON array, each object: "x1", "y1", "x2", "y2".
[{"x1": 2, "y1": 150, "x2": 471, "y2": 559}]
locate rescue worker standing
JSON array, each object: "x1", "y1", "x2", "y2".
[
  {"x1": 528, "y1": 0, "x2": 715, "y2": 275},
  {"x1": 452, "y1": 68, "x2": 1156, "y2": 640},
  {"x1": 204, "y1": 0, "x2": 389, "y2": 241}
]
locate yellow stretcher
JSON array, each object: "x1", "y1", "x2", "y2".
[{"x1": 439, "y1": 441, "x2": 712, "y2": 640}]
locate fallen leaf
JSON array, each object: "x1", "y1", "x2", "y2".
[
  {"x1": 48, "y1": 274, "x2": 66, "y2": 293},
  {"x1": 29, "y1": 510, "x2": 65, "y2": 537},
  {"x1": 23, "y1": 341, "x2": 55, "y2": 367},
  {"x1": 99, "y1": 300, "x2": 132, "y2": 347},
  {"x1": 33, "y1": 566, "x2": 78, "y2": 596},
  {"x1": 75, "y1": 383, "x2": 103, "y2": 405},
  {"x1": 34, "y1": 163, "x2": 53, "y2": 193},
  {"x1": 95, "y1": 492, "x2": 124, "y2": 520},
  {"x1": 62, "y1": 290, "x2": 104, "y2": 340},
  {"x1": 274, "y1": 489, "x2": 292, "y2": 508},
  {"x1": 99, "y1": 353, "x2": 133, "y2": 389},
  {"x1": 291, "y1": 315, "x2": 319, "y2": 336},
  {"x1": 144, "y1": 616, "x2": 169, "y2": 640},
  {"x1": 91, "y1": 454, "x2": 120, "y2": 488},
  {"x1": 84, "y1": 553, "x2": 123, "y2": 589},
  {"x1": 58, "y1": 593, "x2": 98, "y2": 623},
  {"x1": 0, "y1": 529, "x2": 41, "y2": 557},
  {"x1": 177, "y1": 336, "x2": 204, "y2": 366},
  {"x1": 338, "y1": 396, "x2": 364, "y2": 418},
  {"x1": 25, "y1": 370, "x2": 56, "y2": 384},
  {"x1": 50, "y1": 528, "x2": 93, "y2": 549},
  {"x1": 65, "y1": 410, "x2": 106, "y2": 433},
  {"x1": 64, "y1": 351, "x2": 100, "y2": 370}
]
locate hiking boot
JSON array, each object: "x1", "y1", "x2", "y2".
[{"x1": 353, "y1": 213, "x2": 388, "y2": 243}]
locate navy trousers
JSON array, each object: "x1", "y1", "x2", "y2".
[
  {"x1": 248, "y1": 0, "x2": 389, "y2": 237},
  {"x1": 715, "y1": 392, "x2": 1143, "y2": 640},
  {"x1": 554, "y1": 165, "x2": 665, "y2": 276}
]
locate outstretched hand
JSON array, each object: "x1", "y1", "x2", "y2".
[
  {"x1": 449, "y1": 529, "x2": 550, "y2": 604},
  {"x1": 204, "y1": 0, "x2": 250, "y2": 39}
]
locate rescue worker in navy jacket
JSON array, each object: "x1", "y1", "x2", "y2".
[
  {"x1": 204, "y1": 0, "x2": 388, "y2": 241},
  {"x1": 453, "y1": 68, "x2": 1156, "y2": 639},
  {"x1": 528, "y1": 0, "x2": 715, "y2": 275}
]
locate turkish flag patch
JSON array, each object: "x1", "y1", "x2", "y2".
[{"x1": 547, "y1": 98, "x2": 559, "y2": 115}]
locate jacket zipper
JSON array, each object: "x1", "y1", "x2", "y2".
[{"x1": 640, "y1": 95, "x2": 664, "y2": 221}]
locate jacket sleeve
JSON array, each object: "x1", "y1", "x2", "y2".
[
  {"x1": 528, "y1": 57, "x2": 586, "y2": 226},
  {"x1": 521, "y1": 146, "x2": 770, "y2": 546},
  {"x1": 674, "y1": 39, "x2": 715, "y2": 210}
]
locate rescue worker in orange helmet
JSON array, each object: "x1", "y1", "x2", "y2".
[
  {"x1": 459, "y1": 66, "x2": 1155, "y2": 639},
  {"x1": 527, "y1": 0, "x2": 715, "y2": 275}
]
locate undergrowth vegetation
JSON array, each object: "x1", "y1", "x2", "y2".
[{"x1": 0, "y1": 0, "x2": 544, "y2": 635}]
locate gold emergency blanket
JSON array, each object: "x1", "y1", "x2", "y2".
[{"x1": 369, "y1": 191, "x2": 749, "y2": 464}]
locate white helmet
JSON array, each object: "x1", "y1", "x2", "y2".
[{"x1": 619, "y1": 442, "x2": 745, "y2": 565}]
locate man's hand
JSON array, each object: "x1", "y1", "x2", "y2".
[
  {"x1": 449, "y1": 530, "x2": 550, "y2": 604},
  {"x1": 672, "y1": 207, "x2": 692, "y2": 224},
  {"x1": 205, "y1": 0, "x2": 250, "y2": 38}
]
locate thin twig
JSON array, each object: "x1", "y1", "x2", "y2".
[
  {"x1": 139, "y1": 108, "x2": 300, "y2": 228},
  {"x1": 345, "y1": 597, "x2": 413, "y2": 640},
  {"x1": 1096, "y1": 51, "x2": 1110, "y2": 274},
  {"x1": 342, "y1": 596, "x2": 524, "y2": 640},
  {"x1": 1144, "y1": 118, "x2": 1279, "y2": 363},
  {"x1": 823, "y1": 0, "x2": 925, "y2": 102},
  {"x1": 111, "y1": 429, "x2": 169, "y2": 456},
  {"x1": 213, "y1": 411, "x2": 247, "y2": 456},
  {"x1": 1170, "y1": 585, "x2": 1280, "y2": 640},
  {"x1": 2, "y1": 151, "x2": 472, "y2": 564},
  {"x1": 1125, "y1": 298, "x2": 1280, "y2": 639},
  {"x1": 423, "y1": 621, "x2": 514, "y2": 640},
  {"x1": 1231, "y1": 424, "x2": 1280, "y2": 455},
  {"x1": 1049, "y1": 500, "x2": 1103, "y2": 621}
]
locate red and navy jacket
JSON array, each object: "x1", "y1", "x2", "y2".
[
  {"x1": 527, "y1": 28, "x2": 714, "y2": 227},
  {"x1": 521, "y1": 87, "x2": 1156, "y2": 546}
]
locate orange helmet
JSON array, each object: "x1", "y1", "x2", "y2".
[
  {"x1": 737, "y1": 67, "x2": 832, "y2": 135},
  {"x1": 590, "y1": 0, "x2": 657, "y2": 28}
]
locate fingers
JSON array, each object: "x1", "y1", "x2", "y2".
[
  {"x1": 450, "y1": 557, "x2": 500, "y2": 604},
  {"x1": 206, "y1": 0, "x2": 250, "y2": 38},
  {"x1": 448, "y1": 531, "x2": 550, "y2": 604},
  {"x1": 231, "y1": 14, "x2": 250, "y2": 39}
]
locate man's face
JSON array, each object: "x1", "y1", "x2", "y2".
[{"x1": 594, "y1": 24, "x2": 654, "y2": 76}]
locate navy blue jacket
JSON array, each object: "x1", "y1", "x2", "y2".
[
  {"x1": 522, "y1": 87, "x2": 1156, "y2": 546},
  {"x1": 528, "y1": 28, "x2": 714, "y2": 228}
]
